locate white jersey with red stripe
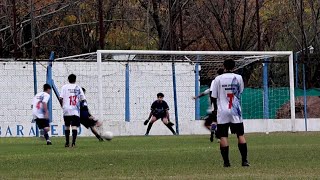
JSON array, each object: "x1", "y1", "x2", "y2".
[
  {"x1": 60, "y1": 83, "x2": 86, "y2": 117},
  {"x1": 211, "y1": 73, "x2": 244, "y2": 124},
  {"x1": 32, "y1": 92, "x2": 50, "y2": 119}
]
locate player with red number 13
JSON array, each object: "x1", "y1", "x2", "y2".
[{"x1": 59, "y1": 74, "x2": 86, "y2": 148}]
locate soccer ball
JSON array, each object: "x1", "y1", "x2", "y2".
[{"x1": 102, "y1": 131, "x2": 113, "y2": 141}]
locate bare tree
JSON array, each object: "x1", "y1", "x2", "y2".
[
  {"x1": 139, "y1": 0, "x2": 198, "y2": 50},
  {"x1": 288, "y1": 0, "x2": 320, "y2": 88},
  {"x1": 196, "y1": 0, "x2": 259, "y2": 51},
  {"x1": 0, "y1": 0, "x2": 121, "y2": 58}
]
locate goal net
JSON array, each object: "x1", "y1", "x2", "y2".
[
  {"x1": 53, "y1": 50, "x2": 295, "y2": 135},
  {"x1": 96, "y1": 50, "x2": 295, "y2": 134}
]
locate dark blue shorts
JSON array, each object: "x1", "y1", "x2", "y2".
[
  {"x1": 35, "y1": 118, "x2": 50, "y2": 129},
  {"x1": 80, "y1": 110, "x2": 98, "y2": 128}
]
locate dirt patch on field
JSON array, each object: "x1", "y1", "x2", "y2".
[{"x1": 276, "y1": 96, "x2": 320, "y2": 118}]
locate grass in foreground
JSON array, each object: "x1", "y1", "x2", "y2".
[{"x1": 1, "y1": 132, "x2": 320, "y2": 179}]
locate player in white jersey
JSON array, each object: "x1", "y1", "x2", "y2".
[
  {"x1": 211, "y1": 59, "x2": 249, "y2": 167},
  {"x1": 32, "y1": 84, "x2": 52, "y2": 145},
  {"x1": 59, "y1": 74, "x2": 86, "y2": 147},
  {"x1": 193, "y1": 68, "x2": 224, "y2": 142}
]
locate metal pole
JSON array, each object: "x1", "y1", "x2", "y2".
[
  {"x1": 52, "y1": 81, "x2": 60, "y2": 100},
  {"x1": 46, "y1": 52, "x2": 55, "y2": 123},
  {"x1": 263, "y1": 57, "x2": 269, "y2": 134},
  {"x1": 302, "y1": 63, "x2": 308, "y2": 131},
  {"x1": 295, "y1": 53, "x2": 299, "y2": 88},
  {"x1": 172, "y1": 58, "x2": 179, "y2": 134},
  {"x1": 97, "y1": 52, "x2": 103, "y2": 121},
  {"x1": 195, "y1": 55, "x2": 200, "y2": 120},
  {"x1": 125, "y1": 63, "x2": 130, "y2": 122},
  {"x1": 33, "y1": 62, "x2": 37, "y2": 95},
  {"x1": 289, "y1": 53, "x2": 296, "y2": 132}
]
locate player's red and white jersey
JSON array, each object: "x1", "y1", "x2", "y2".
[
  {"x1": 32, "y1": 92, "x2": 50, "y2": 119},
  {"x1": 60, "y1": 84, "x2": 86, "y2": 117},
  {"x1": 211, "y1": 73, "x2": 244, "y2": 124}
]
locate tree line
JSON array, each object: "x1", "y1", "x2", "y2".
[{"x1": 0, "y1": 0, "x2": 319, "y2": 87}]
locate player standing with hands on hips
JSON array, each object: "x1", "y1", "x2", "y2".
[
  {"x1": 211, "y1": 59, "x2": 249, "y2": 167},
  {"x1": 59, "y1": 74, "x2": 86, "y2": 147}
]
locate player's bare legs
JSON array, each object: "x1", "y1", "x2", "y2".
[
  {"x1": 95, "y1": 120, "x2": 102, "y2": 127},
  {"x1": 238, "y1": 135, "x2": 246, "y2": 144},
  {"x1": 237, "y1": 135, "x2": 249, "y2": 166},
  {"x1": 90, "y1": 126, "x2": 103, "y2": 141},
  {"x1": 162, "y1": 117, "x2": 176, "y2": 135},
  {"x1": 145, "y1": 116, "x2": 157, "y2": 136}
]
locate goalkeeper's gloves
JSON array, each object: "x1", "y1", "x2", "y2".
[{"x1": 144, "y1": 119, "x2": 150, "y2": 125}]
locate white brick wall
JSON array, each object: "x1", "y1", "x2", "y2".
[{"x1": 0, "y1": 61, "x2": 199, "y2": 137}]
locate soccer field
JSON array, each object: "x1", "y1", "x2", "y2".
[{"x1": 1, "y1": 132, "x2": 320, "y2": 179}]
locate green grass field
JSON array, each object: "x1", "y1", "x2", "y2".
[{"x1": 1, "y1": 132, "x2": 320, "y2": 179}]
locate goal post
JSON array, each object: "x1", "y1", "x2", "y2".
[{"x1": 96, "y1": 50, "x2": 296, "y2": 133}]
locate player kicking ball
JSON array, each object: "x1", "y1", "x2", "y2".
[
  {"x1": 193, "y1": 68, "x2": 224, "y2": 142},
  {"x1": 211, "y1": 59, "x2": 249, "y2": 167},
  {"x1": 80, "y1": 88, "x2": 104, "y2": 141},
  {"x1": 144, "y1": 93, "x2": 176, "y2": 136},
  {"x1": 32, "y1": 84, "x2": 52, "y2": 145}
]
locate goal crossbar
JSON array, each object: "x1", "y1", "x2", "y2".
[{"x1": 97, "y1": 50, "x2": 292, "y2": 56}]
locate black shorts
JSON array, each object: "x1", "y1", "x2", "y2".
[
  {"x1": 64, "y1": 116, "x2": 80, "y2": 127},
  {"x1": 216, "y1": 123, "x2": 244, "y2": 138},
  {"x1": 35, "y1": 118, "x2": 50, "y2": 129},
  {"x1": 153, "y1": 113, "x2": 167, "y2": 120},
  {"x1": 204, "y1": 113, "x2": 217, "y2": 126},
  {"x1": 80, "y1": 118, "x2": 97, "y2": 129},
  {"x1": 80, "y1": 110, "x2": 97, "y2": 128}
]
